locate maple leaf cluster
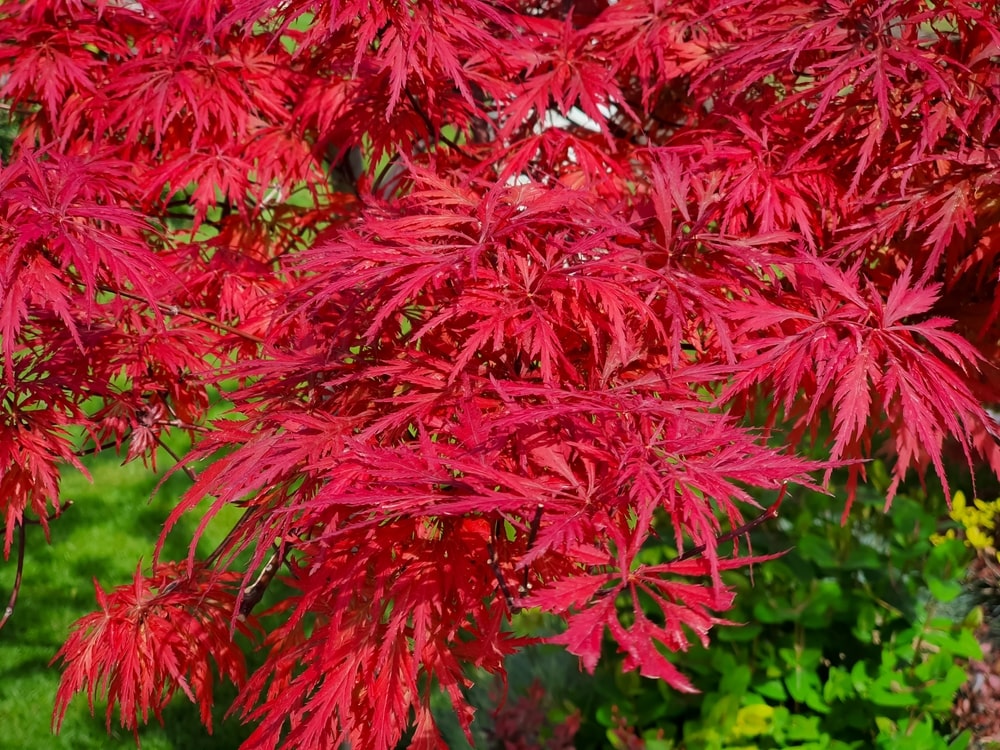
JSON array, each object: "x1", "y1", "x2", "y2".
[{"x1": 1, "y1": 0, "x2": 999, "y2": 748}]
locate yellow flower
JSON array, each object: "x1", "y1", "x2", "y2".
[{"x1": 967, "y1": 525, "x2": 992, "y2": 550}]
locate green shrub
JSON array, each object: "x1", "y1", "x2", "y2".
[{"x1": 522, "y1": 474, "x2": 980, "y2": 750}]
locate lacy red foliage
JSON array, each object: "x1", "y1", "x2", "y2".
[
  {"x1": 1, "y1": 0, "x2": 999, "y2": 748},
  {"x1": 53, "y1": 564, "x2": 257, "y2": 737}
]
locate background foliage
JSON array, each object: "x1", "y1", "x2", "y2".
[
  {"x1": 435, "y1": 466, "x2": 983, "y2": 750},
  {"x1": 575, "y1": 485, "x2": 978, "y2": 750}
]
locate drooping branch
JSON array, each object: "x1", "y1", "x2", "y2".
[
  {"x1": 371, "y1": 155, "x2": 404, "y2": 197},
  {"x1": 99, "y1": 285, "x2": 267, "y2": 345},
  {"x1": 489, "y1": 512, "x2": 543, "y2": 615},
  {"x1": 0, "y1": 521, "x2": 26, "y2": 632},
  {"x1": 74, "y1": 440, "x2": 122, "y2": 457},
  {"x1": 156, "y1": 435, "x2": 199, "y2": 483},
  {"x1": 404, "y1": 88, "x2": 473, "y2": 159},
  {"x1": 0, "y1": 501, "x2": 74, "y2": 533},
  {"x1": 487, "y1": 534, "x2": 518, "y2": 613},
  {"x1": 239, "y1": 543, "x2": 288, "y2": 617},
  {"x1": 521, "y1": 504, "x2": 544, "y2": 597},
  {"x1": 675, "y1": 484, "x2": 788, "y2": 564}
]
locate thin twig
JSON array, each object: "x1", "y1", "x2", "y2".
[
  {"x1": 0, "y1": 501, "x2": 74, "y2": 534},
  {"x1": 159, "y1": 419, "x2": 211, "y2": 433},
  {"x1": 488, "y1": 540, "x2": 519, "y2": 614},
  {"x1": 204, "y1": 507, "x2": 260, "y2": 570},
  {"x1": 521, "y1": 504, "x2": 544, "y2": 596},
  {"x1": 239, "y1": 543, "x2": 288, "y2": 617},
  {"x1": 99, "y1": 285, "x2": 267, "y2": 345},
  {"x1": 676, "y1": 484, "x2": 788, "y2": 563},
  {"x1": 488, "y1": 518, "x2": 520, "y2": 614},
  {"x1": 75, "y1": 439, "x2": 123, "y2": 457},
  {"x1": 156, "y1": 435, "x2": 199, "y2": 483},
  {"x1": 404, "y1": 88, "x2": 472, "y2": 159},
  {"x1": 371, "y1": 154, "x2": 403, "y2": 197},
  {"x1": 159, "y1": 397, "x2": 213, "y2": 436},
  {"x1": 0, "y1": 522, "x2": 27, "y2": 632}
]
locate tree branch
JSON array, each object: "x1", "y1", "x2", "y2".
[
  {"x1": 75, "y1": 439, "x2": 122, "y2": 457},
  {"x1": 156, "y1": 435, "x2": 199, "y2": 483},
  {"x1": 0, "y1": 501, "x2": 74, "y2": 534},
  {"x1": 99, "y1": 285, "x2": 267, "y2": 345},
  {"x1": 404, "y1": 88, "x2": 472, "y2": 159},
  {"x1": 0, "y1": 522, "x2": 26, "y2": 632},
  {"x1": 675, "y1": 484, "x2": 788, "y2": 563},
  {"x1": 489, "y1": 518, "x2": 520, "y2": 614},
  {"x1": 239, "y1": 543, "x2": 288, "y2": 617},
  {"x1": 520, "y1": 504, "x2": 544, "y2": 596}
]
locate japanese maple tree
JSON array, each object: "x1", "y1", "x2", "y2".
[{"x1": 2, "y1": 0, "x2": 1000, "y2": 747}]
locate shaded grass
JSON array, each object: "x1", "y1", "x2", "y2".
[{"x1": 0, "y1": 447, "x2": 255, "y2": 750}]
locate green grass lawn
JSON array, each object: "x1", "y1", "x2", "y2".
[{"x1": 0, "y1": 448, "x2": 255, "y2": 749}]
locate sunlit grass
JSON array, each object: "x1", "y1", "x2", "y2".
[{"x1": 0, "y1": 446, "x2": 253, "y2": 750}]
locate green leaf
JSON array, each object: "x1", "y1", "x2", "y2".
[
  {"x1": 842, "y1": 545, "x2": 882, "y2": 569},
  {"x1": 704, "y1": 692, "x2": 741, "y2": 729},
  {"x1": 875, "y1": 714, "x2": 946, "y2": 750},
  {"x1": 720, "y1": 665, "x2": 752, "y2": 695},
  {"x1": 923, "y1": 539, "x2": 971, "y2": 601},
  {"x1": 717, "y1": 622, "x2": 763, "y2": 642},
  {"x1": 874, "y1": 716, "x2": 896, "y2": 735},
  {"x1": 681, "y1": 720, "x2": 723, "y2": 750},
  {"x1": 785, "y1": 714, "x2": 823, "y2": 742},
  {"x1": 822, "y1": 666, "x2": 855, "y2": 703},
  {"x1": 799, "y1": 534, "x2": 839, "y2": 568},
  {"x1": 801, "y1": 580, "x2": 846, "y2": 625},
  {"x1": 641, "y1": 737, "x2": 675, "y2": 750},
  {"x1": 754, "y1": 679, "x2": 788, "y2": 702},
  {"x1": 779, "y1": 646, "x2": 822, "y2": 671},
  {"x1": 851, "y1": 601, "x2": 877, "y2": 641},
  {"x1": 889, "y1": 497, "x2": 930, "y2": 534},
  {"x1": 753, "y1": 597, "x2": 796, "y2": 623},
  {"x1": 869, "y1": 675, "x2": 920, "y2": 708},
  {"x1": 595, "y1": 703, "x2": 615, "y2": 728},
  {"x1": 948, "y1": 730, "x2": 972, "y2": 750},
  {"x1": 850, "y1": 661, "x2": 870, "y2": 696},
  {"x1": 785, "y1": 669, "x2": 829, "y2": 713},
  {"x1": 710, "y1": 649, "x2": 740, "y2": 673},
  {"x1": 925, "y1": 574, "x2": 963, "y2": 602},
  {"x1": 731, "y1": 704, "x2": 775, "y2": 738},
  {"x1": 921, "y1": 621, "x2": 983, "y2": 660}
]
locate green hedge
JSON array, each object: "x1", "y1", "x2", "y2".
[{"x1": 453, "y1": 470, "x2": 982, "y2": 750}]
